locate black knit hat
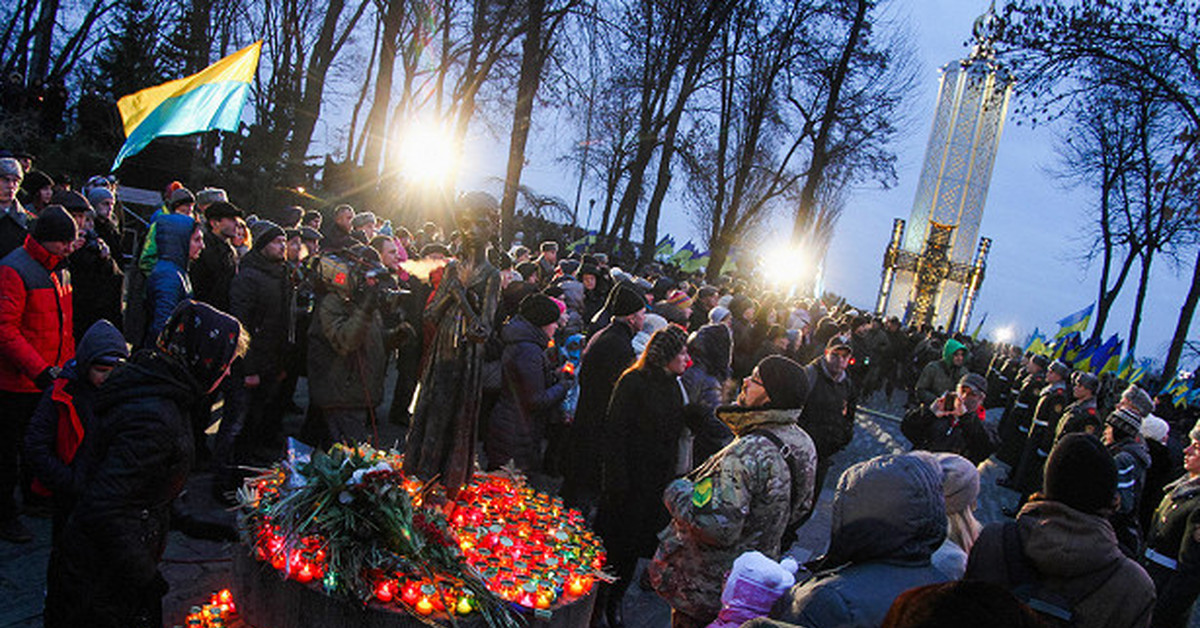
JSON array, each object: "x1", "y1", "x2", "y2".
[
  {"x1": 1043, "y1": 433, "x2": 1116, "y2": 515},
  {"x1": 607, "y1": 283, "x2": 646, "y2": 317},
  {"x1": 642, "y1": 325, "x2": 687, "y2": 370},
  {"x1": 1106, "y1": 407, "x2": 1143, "y2": 440},
  {"x1": 520, "y1": 293, "x2": 562, "y2": 327},
  {"x1": 251, "y1": 220, "x2": 284, "y2": 251},
  {"x1": 169, "y1": 187, "x2": 195, "y2": 210},
  {"x1": 32, "y1": 205, "x2": 77, "y2": 243},
  {"x1": 756, "y1": 355, "x2": 810, "y2": 410}
]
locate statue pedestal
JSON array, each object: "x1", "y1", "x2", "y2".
[{"x1": 232, "y1": 548, "x2": 598, "y2": 628}]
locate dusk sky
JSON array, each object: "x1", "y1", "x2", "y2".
[{"x1": 448, "y1": 0, "x2": 1194, "y2": 366}]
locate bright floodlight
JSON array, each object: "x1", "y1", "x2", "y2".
[
  {"x1": 761, "y1": 245, "x2": 808, "y2": 287},
  {"x1": 395, "y1": 119, "x2": 457, "y2": 185},
  {"x1": 994, "y1": 326, "x2": 1015, "y2": 344}
]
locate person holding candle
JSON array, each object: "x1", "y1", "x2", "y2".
[
  {"x1": 650, "y1": 355, "x2": 818, "y2": 628},
  {"x1": 485, "y1": 293, "x2": 572, "y2": 484},
  {"x1": 593, "y1": 324, "x2": 691, "y2": 628}
]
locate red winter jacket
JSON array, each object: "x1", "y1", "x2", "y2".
[{"x1": 0, "y1": 235, "x2": 74, "y2": 392}]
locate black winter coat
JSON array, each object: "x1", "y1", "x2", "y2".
[
  {"x1": 69, "y1": 244, "x2": 123, "y2": 340},
  {"x1": 49, "y1": 351, "x2": 202, "y2": 628},
  {"x1": 191, "y1": 228, "x2": 237, "y2": 311},
  {"x1": 798, "y1": 357, "x2": 857, "y2": 461},
  {"x1": 485, "y1": 316, "x2": 569, "y2": 472},
  {"x1": 563, "y1": 318, "x2": 637, "y2": 502},
  {"x1": 596, "y1": 366, "x2": 687, "y2": 564},
  {"x1": 230, "y1": 249, "x2": 290, "y2": 377}
]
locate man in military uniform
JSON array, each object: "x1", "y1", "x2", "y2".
[
  {"x1": 1008, "y1": 359, "x2": 1070, "y2": 513},
  {"x1": 1055, "y1": 371, "x2": 1100, "y2": 444},
  {"x1": 649, "y1": 355, "x2": 818, "y2": 628},
  {"x1": 996, "y1": 353, "x2": 1048, "y2": 473},
  {"x1": 1142, "y1": 419, "x2": 1200, "y2": 628}
]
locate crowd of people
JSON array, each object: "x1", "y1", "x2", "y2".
[{"x1": 1, "y1": 150, "x2": 1198, "y2": 628}]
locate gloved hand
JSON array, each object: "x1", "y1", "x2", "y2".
[{"x1": 34, "y1": 366, "x2": 60, "y2": 390}]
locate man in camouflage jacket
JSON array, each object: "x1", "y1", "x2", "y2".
[{"x1": 649, "y1": 356, "x2": 818, "y2": 627}]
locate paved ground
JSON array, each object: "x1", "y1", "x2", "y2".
[{"x1": 0, "y1": 386, "x2": 1021, "y2": 628}]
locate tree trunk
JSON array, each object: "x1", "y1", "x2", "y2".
[
  {"x1": 1163, "y1": 246, "x2": 1200, "y2": 377},
  {"x1": 791, "y1": 0, "x2": 868, "y2": 242},
  {"x1": 1127, "y1": 251, "x2": 1154, "y2": 357},
  {"x1": 288, "y1": 0, "x2": 368, "y2": 167},
  {"x1": 639, "y1": 112, "x2": 682, "y2": 264},
  {"x1": 500, "y1": 0, "x2": 548, "y2": 247},
  {"x1": 27, "y1": 0, "x2": 59, "y2": 81},
  {"x1": 361, "y1": 1, "x2": 402, "y2": 178}
]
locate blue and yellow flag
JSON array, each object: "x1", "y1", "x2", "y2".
[
  {"x1": 1094, "y1": 336, "x2": 1123, "y2": 375},
  {"x1": 669, "y1": 241, "x2": 696, "y2": 266},
  {"x1": 1129, "y1": 364, "x2": 1147, "y2": 385},
  {"x1": 1054, "y1": 303, "x2": 1094, "y2": 339},
  {"x1": 682, "y1": 248, "x2": 710, "y2": 273},
  {"x1": 567, "y1": 230, "x2": 597, "y2": 254},
  {"x1": 1115, "y1": 353, "x2": 1135, "y2": 380},
  {"x1": 1052, "y1": 332, "x2": 1080, "y2": 361},
  {"x1": 654, "y1": 235, "x2": 675, "y2": 260},
  {"x1": 113, "y1": 41, "x2": 262, "y2": 170}
]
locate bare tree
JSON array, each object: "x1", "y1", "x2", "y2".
[{"x1": 997, "y1": 0, "x2": 1200, "y2": 372}]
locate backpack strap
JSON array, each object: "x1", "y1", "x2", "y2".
[
  {"x1": 750, "y1": 428, "x2": 804, "y2": 519},
  {"x1": 1001, "y1": 519, "x2": 1127, "y2": 626}
]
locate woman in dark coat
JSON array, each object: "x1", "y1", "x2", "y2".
[
  {"x1": 46, "y1": 300, "x2": 245, "y2": 628},
  {"x1": 594, "y1": 324, "x2": 690, "y2": 626},
  {"x1": 485, "y1": 294, "x2": 571, "y2": 477}
]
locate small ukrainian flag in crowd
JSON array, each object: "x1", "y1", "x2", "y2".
[{"x1": 113, "y1": 41, "x2": 262, "y2": 169}]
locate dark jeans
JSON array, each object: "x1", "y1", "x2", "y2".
[
  {"x1": 214, "y1": 376, "x2": 286, "y2": 490},
  {"x1": 0, "y1": 390, "x2": 43, "y2": 520}
]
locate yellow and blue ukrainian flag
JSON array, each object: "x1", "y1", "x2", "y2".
[
  {"x1": 1054, "y1": 303, "x2": 1094, "y2": 339},
  {"x1": 113, "y1": 41, "x2": 262, "y2": 170}
]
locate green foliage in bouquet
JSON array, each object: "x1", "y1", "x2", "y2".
[{"x1": 238, "y1": 443, "x2": 522, "y2": 628}]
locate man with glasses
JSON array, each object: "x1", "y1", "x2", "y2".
[{"x1": 901, "y1": 372, "x2": 996, "y2": 464}]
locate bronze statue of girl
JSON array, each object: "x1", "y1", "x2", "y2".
[{"x1": 403, "y1": 192, "x2": 500, "y2": 496}]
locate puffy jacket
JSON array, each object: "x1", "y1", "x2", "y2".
[
  {"x1": 52, "y1": 350, "x2": 202, "y2": 627},
  {"x1": 650, "y1": 407, "x2": 817, "y2": 620},
  {"x1": 485, "y1": 315, "x2": 569, "y2": 471},
  {"x1": 966, "y1": 499, "x2": 1155, "y2": 628},
  {"x1": 1109, "y1": 435, "x2": 1152, "y2": 555},
  {"x1": 770, "y1": 454, "x2": 949, "y2": 627},
  {"x1": 0, "y1": 234, "x2": 74, "y2": 392},
  {"x1": 25, "y1": 319, "x2": 127, "y2": 499},
  {"x1": 229, "y1": 249, "x2": 289, "y2": 377},
  {"x1": 306, "y1": 290, "x2": 385, "y2": 409},
  {"x1": 146, "y1": 214, "x2": 196, "y2": 342}
]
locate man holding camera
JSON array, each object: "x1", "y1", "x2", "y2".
[
  {"x1": 901, "y1": 372, "x2": 996, "y2": 464},
  {"x1": 305, "y1": 244, "x2": 387, "y2": 446}
]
